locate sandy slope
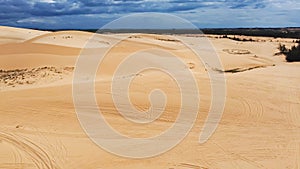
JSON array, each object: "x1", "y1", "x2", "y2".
[
  {"x1": 0, "y1": 26, "x2": 299, "y2": 169},
  {"x1": 0, "y1": 26, "x2": 49, "y2": 44}
]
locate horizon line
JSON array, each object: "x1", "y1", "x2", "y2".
[{"x1": 2, "y1": 25, "x2": 300, "y2": 31}]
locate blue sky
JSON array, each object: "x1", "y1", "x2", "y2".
[{"x1": 0, "y1": 0, "x2": 299, "y2": 29}]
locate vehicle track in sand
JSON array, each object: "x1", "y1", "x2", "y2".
[
  {"x1": 0, "y1": 132, "x2": 60, "y2": 169},
  {"x1": 296, "y1": 142, "x2": 300, "y2": 169},
  {"x1": 234, "y1": 96, "x2": 264, "y2": 126},
  {"x1": 285, "y1": 89, "x2": 300, "y2": 128},
  {"x1": 212, "y1": 141, "x2": 266, "y2": 169}
]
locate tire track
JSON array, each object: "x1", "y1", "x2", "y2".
[
  {"x1": 237, "y1": 97, "x2": 264, "y2": 126},
  {"x1": 249, "y1": 98, "x2": 264, "y2": 126},
  {"x1": 12, "y1": 145, "x2": 23, "y2": 166},
  {"x1": 296, "y1": 142, "x2": 300, "y2": 169},
  {"x1": 177, "y1": 163, "x2": 208, "y2": 169},
  {"x1": 286, "y1": 89, "x2": 300, "y2": 128},
  {"x1": 17, "y1": 126, "x2": 68, "y2": 169},
  {"x1": 21, "y1": 136, "x2": 54, "y2": 169},
  {"x1": 227, "y1": 97, "x2": 244, "y2": 126},
  {"x1": 212, "y1": 141, "x2": 266, "y2": 169},
  {"x1": 234, "y1": 97, "x2": 251, "y2": 126},
  {"x1": 0, "y1": 132, "x2": 59, "y2": 169}
]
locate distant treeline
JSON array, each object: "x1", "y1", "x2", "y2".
[
  {"x1": 202, "y1": 28, "x2": 300, "y2": 39},
  {"x1": 34, "y1": 27, "x2": 300, "y2": 39}
]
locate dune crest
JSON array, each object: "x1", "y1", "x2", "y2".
[{"x1": 0, "y1": 26, "x2": 48, "y2": 44}]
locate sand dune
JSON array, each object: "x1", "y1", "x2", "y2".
[
  {"x1": 0, "y1": 31, "x2": 80, "y2": 69},
  {"x1": 0, "y1": 26, "x2": 48, "y2": 44},
  {"x1": 0, "y1": 26, "x2": 299, "y2": 169},
  {"x1": 26, "y1": 31, "x2": 110, "y2": 48}
]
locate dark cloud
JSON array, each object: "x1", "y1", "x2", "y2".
[
  {"x1": 228, "y1": 0, "x2": 265, "y2": 9},
  {"x1": 0, "y1": 0, "x2": 298, "y2": 29},
  {"x1": 0, "y1": 0, "x2": 267, "y2": 17}
]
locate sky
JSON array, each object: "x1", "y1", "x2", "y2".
[{"x1": 0, "y1": 0, "x2": 299, "y2": 29}]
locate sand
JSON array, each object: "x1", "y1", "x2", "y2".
[{"x1": 0, "y1": 26, "x2": 299, "y2": 169}]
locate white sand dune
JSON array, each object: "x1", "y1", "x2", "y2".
[
  {"x1": 26, "y1": 31, "x2": 111, "y2": 48},
  {"x1": 0, "y1": 26, "x2": 299, "y2": 169},
  {"x1": 0, "y1": 26, "x2": 49, "y2": 44}
]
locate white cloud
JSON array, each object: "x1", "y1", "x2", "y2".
[
  {"x1": 17, "y1": 17, "x2": 56, "y2": 24},
  {"x1": 265, "y1": 0, "x2": 300, "y2": 9}
]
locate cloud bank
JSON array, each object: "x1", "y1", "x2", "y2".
[{"x1": 0, "y1": 0, "x2": 299, "y2": 29}]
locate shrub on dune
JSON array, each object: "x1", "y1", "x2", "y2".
[{"x1": 278, "y1": 42, "x2": 300, "y2": 62}]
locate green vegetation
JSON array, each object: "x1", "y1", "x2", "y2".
[
  {"x1": 222, "y1": 35, "x2": 254, "y2": 42},
  {"x1": 203, "y1": 28, "x2": 300, "y2": 39},
  {"x1": 278, "y1": 42, "x2": 300, "y2": 62}
]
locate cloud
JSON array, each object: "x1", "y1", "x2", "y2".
[{"x1": 0, "y1": 0, "x2": 299, "y2": 29}]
